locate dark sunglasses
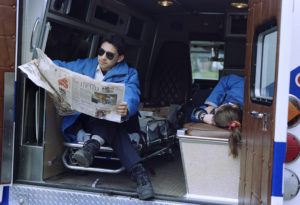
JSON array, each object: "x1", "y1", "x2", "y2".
[{"x1": 98, "y1": 48, "x2": 115, "y2": 60}]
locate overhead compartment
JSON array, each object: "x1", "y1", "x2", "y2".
[{"x1": 88, "y1": 0, "x2": 130, "y2": 34}]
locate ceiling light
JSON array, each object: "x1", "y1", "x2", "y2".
[
  {"x1": 157, "y1": 0, "x2": 174, "y2": 7},
  {"x1": 231, "y1": 2, "x2": 248, "y2": 9}
]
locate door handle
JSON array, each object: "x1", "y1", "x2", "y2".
[{"x1": 250, "y1": 110, "x2": 264, "y2": 118}]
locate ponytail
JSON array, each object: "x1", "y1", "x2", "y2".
[
  {"x1": 213, "y1": 104, "x2": 242, "y2": 158},
  {"x1": 228, "y1": 121, "x2": 241, "y2": 158}
]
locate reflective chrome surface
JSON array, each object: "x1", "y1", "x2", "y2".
[
  {"x1": 17, "y1": 145, "x2": 44, "y2": 181},
  {"x1": 9, "y1": 184, "x2": 186, "y2": 205},
  {"x1": 1, "y1": 72, "x2": 15, "y2": 183}
]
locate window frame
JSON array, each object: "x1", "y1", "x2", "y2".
[{"x1": 250, "y1": 19, "x2": 277, "y2": 106}]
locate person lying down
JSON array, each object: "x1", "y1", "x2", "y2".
[{"x1": 191, "y1": 74, "x2": 245, "y2": 158}]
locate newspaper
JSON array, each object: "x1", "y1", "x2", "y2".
[{"x1": 18, "y1": 48, "x2": 125, "y2": 123}]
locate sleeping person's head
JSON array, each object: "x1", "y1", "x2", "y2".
[
  {"x1": 213, "y1": 104, "x2": 242, "y2": 127},
  {"x1": 213, "y1": 104, "x2": 242, "y2": 158}
]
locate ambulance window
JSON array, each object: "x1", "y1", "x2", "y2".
[
  {"x1": 94, "y1": 6, "x2": 119, "y2": 25},
  {"x1": 67, "y1": 0, "x2": 90, "y2": 21},
  {"x1": 190, "y1": 41, "x2": 224, "y2": 81},
  {"x1": 250, "y1": 20, "x2": 277, "y2": 105},
  {"x1": 45, "y1": 22, "x2": 93, "y2": 61}
]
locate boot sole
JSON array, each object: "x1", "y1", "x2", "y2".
[{"x1": 73, "y1": 151, "x2": 91, "y2": 167}]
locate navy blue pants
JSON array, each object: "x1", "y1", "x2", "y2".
[{"x1": 66, "y1": 114, "x2": 141, "y2": 172}]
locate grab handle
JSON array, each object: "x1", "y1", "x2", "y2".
[
  {"x1": 66, "y1": 0, "x2": 72, "y2": 14},
  {"x1": 31, "y1": 18, "x2": 40, "y2": 51}
]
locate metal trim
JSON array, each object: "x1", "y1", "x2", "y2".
[
  {"x1": 178, "y1": 141, "x2": 189, "y2": 195},
  {"x1": 1, "y1": 73, "x2": 15, "y2": 183},
  {"x1": 17, "y1": 146, "x2": 44, "y2": 182},
  {"x1": 177, "y1": 134, "x2": 229, "y2": 144},
  {"x1": 30, "y1": 17, "x2": 40, "y2": 50},
  {"x1": 10, "y1": 183, "x2": 210, "y2": 205},
  {"x1": 64, "y1": 142, "x2": 113, "y2": 151},
  {"x1": 62, "y1": 150, "x2": 125, "y2": 173},
  {"x1": 40, "y1": 22, "x2": 51, "y2": 51}
]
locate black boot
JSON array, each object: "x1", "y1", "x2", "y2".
[
  {"x1": 131, "y1": 163, "x2": 154, "y2": 200},
  {"x1": 73, "y1": 139, "x2": 100, "y2": 167}
]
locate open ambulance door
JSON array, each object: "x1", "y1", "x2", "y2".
[
  {"x1": 0, "y1": 0, "x2": 47, "y2": 185},
  {"x1": 239, "y1": 0, "x2": 285, "y2": 204},
  {"x1": 0, "y1": 0, "x2": 17, "y2": 186}
]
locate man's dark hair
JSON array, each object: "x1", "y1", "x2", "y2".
[{"x1": 101, "y1": 34, "x2": 125, "y2": 56}]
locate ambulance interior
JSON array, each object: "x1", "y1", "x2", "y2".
[{"x1": 14, "y1": 0, "x2": 248, "y2": 202}]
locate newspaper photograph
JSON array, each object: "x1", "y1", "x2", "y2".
[{"x1": 18, "y1": 48, "x2": 125, "y2": 123}]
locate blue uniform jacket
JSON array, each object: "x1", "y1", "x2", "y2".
[
  {"x1": 191, "y1": 74, "x2": 245, "y2": 122},
  {"x1": 53, "y1": 57, "x2": 141, "y2": 142}
]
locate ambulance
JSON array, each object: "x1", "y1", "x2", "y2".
[{"x1": 0, "y1": 0, "x2": 299, "y2": 204}]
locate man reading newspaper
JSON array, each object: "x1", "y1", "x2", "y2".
[{"x1": 37, "y1": 34, "x2": 154, "y2": 200}]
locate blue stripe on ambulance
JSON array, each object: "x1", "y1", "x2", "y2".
[
  {"x1": 271, "y1": 142, "x2": 286, "y2": 197},
  {"x1": 0, "y1": 186, "x2": 9, "y2": 205}
]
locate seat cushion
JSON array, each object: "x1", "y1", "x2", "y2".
[{"x1": 183, "y1": 122, "x2": 230, "y2": 140}]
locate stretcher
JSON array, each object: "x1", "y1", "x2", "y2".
[{"x1": 62, "y1": 110, "x2": 177, "y2": 173}]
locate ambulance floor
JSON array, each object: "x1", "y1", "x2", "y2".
[{"x1": 46, "y1": 146, "x2": 186, "y2": 197}]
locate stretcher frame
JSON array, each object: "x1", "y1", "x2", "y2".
[{"x1": 62, "y1": 119, "x2": 177, "y2": 173}]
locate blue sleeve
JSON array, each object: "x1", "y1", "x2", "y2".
[
  {"x1": 204, "y1": 75, "x2": 230, "y2": 107},
  {"x1": 190, "y1": 106, "x2": 207, "y2": 122},
  {"x1": 123, "y1": 69, "x2": 141, "y2": 119}
]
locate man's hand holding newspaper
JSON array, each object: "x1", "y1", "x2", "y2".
[
  {"x1": 33, "y1": 59, "x2": 77, "y2": 116},
  {"x1": 19, "y1": 49, "x2": 125, "y2": 123}
]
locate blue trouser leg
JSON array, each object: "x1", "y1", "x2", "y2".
[
  {"x1": 106, "y1": 126, "x2": 141, "y2": 172},
  {"x1": 68, "y1": 114, "x2": 141, "y2": 172}
]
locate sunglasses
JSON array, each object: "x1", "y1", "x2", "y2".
[{"x1": 98, "y1": 48, "x2": 115, "y2": 60}]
